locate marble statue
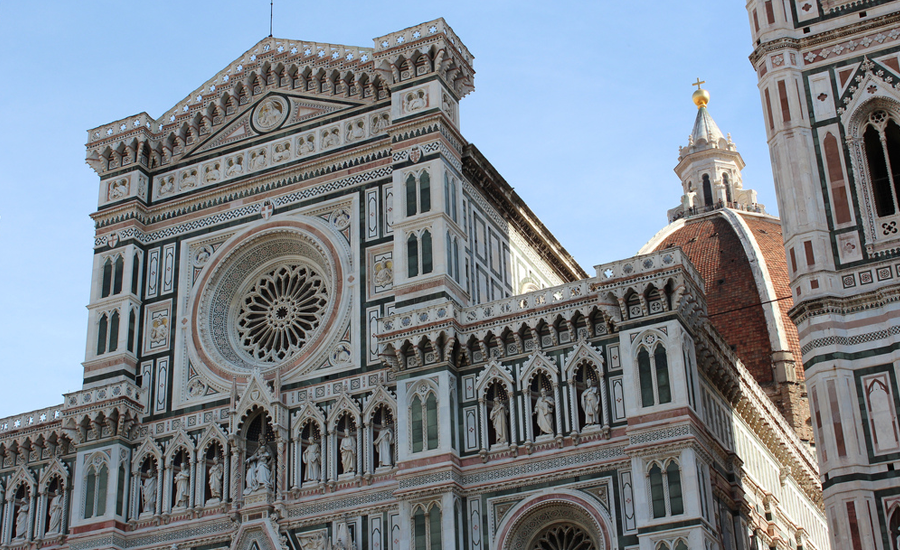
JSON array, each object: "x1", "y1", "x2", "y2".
[
  {"x1": 490, "y1": 398, "x2": 509, "y2": 444},
  {"x1": 142, "y1": 474, "x2": 157, "y2": 514},
  {"x1": 47, "y1": 493, "x2": 63, "y2": 534},
  {"x1": 174, "y1": 462, "x2": 190, "y2": 508},
  {"x1": 340, "y1": 434, "x2": 356, "y2": 474},
  {"x1": 303, "y1": 441, "x2": 321, "y2": 482},
  {"x1": 207, "y1": 456, "x2": 223, "y2": 501},
  {"x1": 581, "y1": 378, "x2": 600, "y2": 425},
  {"x1": 534, "y1": 388, "x2": 555, "y2": 435},
  {"x1": 374, "y1": 426, "x2": 394, "y2": 467}
]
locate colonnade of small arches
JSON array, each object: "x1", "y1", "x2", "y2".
[
  {"x1": 0, "y1": 459, "x2": 69, "y2": 544},
  {"x1": 89, "y1": 40, "x2": 470, "y2": 176}
]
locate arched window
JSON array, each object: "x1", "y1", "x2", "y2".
[
  {"x1": 649, "y1": 463, "x2": 666, "y2": 518},
  {"x1": 450, "y1": 179, "x2": 458, "y2": 222},
  {"x1": 84, "y1": 461, "x2": 108, "y2": 519},
  {"x1": 666, "y1": 460, "x2": 683, "y2": 515},
  {"x1": 648, "y1": 459, "x2": 684, "y2": 519},
  {"x1": 446, "y1": 233, "x2": 454, "y2": 279},
  {"x1": 97, "y1": 314, "x2": 109, "y2": 355},
  {"x1": 113, "y1": 256, "x2": 124, "y2": 295},
  {"x1": 408, "y1": 234, "x2": 419, "y2": 278},
  {"x1": 702, "y1": 174, "x2": 713, "y2": 207},
  {"x1": 452, "y1": 238, "x2": 459, "y2": 282},
  {"x1": 131, "y1": 253, "x2": 140, "y2": 295},
  {"x1": 723, "y1": 173, "x2": 732, "y2": 204},
  {"x1": 419, "y1": 171, "x2": 431, "y2": 213},
  {"x1": 410, "y1": 389, "x2": 439, "y2": 453},
  {"x1": 421, "y1": 230, "x2": 433, "y2": 274},
  {"x1": 108, "y1": 311, "x2": 120, "y2": 353},
  {"x1": 127, "y1": 310, "x2": 136, "y2": 353},
  {"x1": 638, "y1": 342, "x2": 671, "y2": 408},
  {"x1": 101, "y1": 258, "x2": 113, "y2": 298},
  {"x1": 413, "y1": 503, "x2": 442, "y2": 550},
  {"x1": 862, "y1": 111, "x2": 900, "y2": 217},
  {"x1": 673, "y1": 540, "x2": 688, "y2": 550},
  {"x1": 406, "y1": 173, "x2": 418, "y2": 217}
]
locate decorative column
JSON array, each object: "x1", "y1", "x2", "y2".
[
  {"x1": 26, "y1": 489, "x2": 35, "y2": 542},
  {"x1": 229, "y1": 445, "x2": 241, "y2": 507},
  {"x1": 477, "y1": 397, "x2": 488, "y2": 454},
  {"x1": 222, "y1": 441, "x2": 231, "y2": 504},
  {"x1": 362, "y1": 422, "x2": 371, "y2": 477},
  {"x1": 276, "y1": 437, "x2": 286, "y2": 499},
  {"x1": 356, "y1": 423, "x2": 363, "y2": 478},
  {"x1": 34, "y1": 490, "x2": 46, "y2": 540},
  {"x1": 508, "y1": 389, "x2": 518, "y2": 449},
  {"x1": 600, "y1": 373, "x2": 610, "y2": 437},
  {"x1": 561, "y1": 381, "x2": 571, "y2": 434},
  {"x1": 568, "y1": 383, "x2": 579, "y2": 435},
  {"x1": 326, "y1": 429, "x2": 335, "y2": 483},
  {"x1": 155, "y1": 466, "x2": 163, "y2": 516},
  {"x1": 188, "y1": 454, "x2": 198, "y2": 509},
  {"x1": 552, "y1": 382, "x2": 564, "y2": 445}
]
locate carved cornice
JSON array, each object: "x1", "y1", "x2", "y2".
[{"x1": 789, "y1": 283, "x2": 900, "y2": 325}]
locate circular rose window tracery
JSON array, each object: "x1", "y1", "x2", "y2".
[{"x1": 236, "y1": 264, "x2": 328, "y2": 362}]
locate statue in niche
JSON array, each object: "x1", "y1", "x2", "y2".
[
  {"x1": 581, "y1": 377, "x2": 600, "y2": 425},
  {"x1": 273, "y1": 142, "x2": 291, "y2": 162},
  {"x1": 174, "y1": 462, "x2": 190, "y2": 508},
  {"x1": 226, "y1": 155, "x2": 243, "y2": 177},
  {"x1": 243, "y1": 451, "x2": 258, "y2": 494},
  {"x1": 255, "y1": 446, "x2": 272, "y2": 490},
  {"x1": 490, "y1": 397, "x2": 509, "y2": 444},
  {"x1": 15, "y1": 500, "x2": 29, "y2": 539},
  {"x1": 373, "y1": 426, "x2": 394, "y2": 467},
  {"x1": 303, "y1": 441, "x2": 321, "y2": 482},
  {"x1": 534, "y1": 388, "x2": 555, "y2": 435},
  {"x1": 340, "y1": 433, "x2": 356, "y2": 475},
  {"x1": 47, "y1": 493, "x2": 63, "y2": 534},
  {"x1": 142, "y1": 474, "x2": 157, "y2": 514},
  {"x1": 207, "y1": 455, "x2": 223, "y2": 501},
  {"x1": 204, "y1": 163, "x2": 220, "y2": 183}
]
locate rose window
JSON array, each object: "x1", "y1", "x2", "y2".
[
  {"x1": 236, "y1": 265, "x2": 328, "y2": 362},
  {"x1": 532, "y1": 525, "x2": 594, "y2": 550}
]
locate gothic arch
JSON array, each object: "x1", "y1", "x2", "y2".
[
  {"x1": 38, "y1": 458, "x2": 69, "y2": 493},
  {"x1": 362, "y1": 385, "x2": 397, "y2": 424},
  {"x1": 475, "y1": 360, "x2": 514, "y2": 397},
  {"x1": 563, "y1": 341, "x2": 605, "y2": 381},
  {"x1": 518, "y1": 352, "x2": 559, "y2": 391},
  {"x1": 496, "y1": 489, "x2": 612, "y2": 550}
]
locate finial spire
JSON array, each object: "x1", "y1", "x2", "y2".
[
  {"x1": 269, "y1": 0, "x2": 274, "y2": 37},
  {"x1": 691, "y1": 78, "x2": 710, "y2": 109}
]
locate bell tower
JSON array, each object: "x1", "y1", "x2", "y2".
[{"x1": 747, "y1": 1, "x2": 900, "y2": 548}]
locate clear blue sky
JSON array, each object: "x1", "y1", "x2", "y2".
[{"x1": 0, "y1": 1, "x2": 774, "y2": 417}]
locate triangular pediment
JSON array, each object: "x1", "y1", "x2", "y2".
[{"x1": 188, "y1": 92, "x2": 352, "y2": 158}]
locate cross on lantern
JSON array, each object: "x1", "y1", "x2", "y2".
[{"x1": 692, "y1": 78, "x2": 706, "y2": 90}]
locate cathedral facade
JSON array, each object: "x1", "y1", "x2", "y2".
[
  {"x1": 0, "y1": 16, "x2": 830, "y2": 550},
  {"x1": 747, "y1": 0, "x2": 900, "y2": 548}
]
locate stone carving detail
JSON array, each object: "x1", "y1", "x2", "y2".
[
  {"x1": 404, "y1": 89, "x2": 427, "y2": 113},
  {"x1": 299, "y1": 134, "x2": 316, "y2": 155},
  {"x1": 273, "y1": 141, "x2": 291, "y2": 162},
  {"x1": 251, "y1": 148, "x2": 267, "y2": 170},
  {"x1": 226, "y1": 155, "x2": 244, "y2": 176},
  {"x1": 346, "y1": 119, "x2": 366, "y2": 142},
  {"x1": 322, "y1": 128, "x2": 340, "y2": 149},
  {"x1": 108, "y1": 178, "x2": 129, "y2": 201},
  {"x1": 371, "y1": 113, "x2": 390, "y2": 134},
  {"x1": 158, "y1": 175, "x2": 175, "y2": 197},
  {"x1": 373, "y1": 254, "x2": 393, "y2": 292},
  {"x1": 181, "y1": 169, "x2": 198, "y2": 190},
  {"x1": 254, "y1": 96, "x2": 288, "y2": 131},
  {"x1": 244, "y1": 443, "x2": 273, "y2": 494},
  {"x1": 236, "y1": 264, "x2": 329, "y2": 363},
  {"x1": 205, "y1": 162, "x2": 221, "y2": 183}
]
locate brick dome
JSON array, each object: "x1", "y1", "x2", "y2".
[{"x1": 641, "y1": 209, "x2": 808, "y2": 438}]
